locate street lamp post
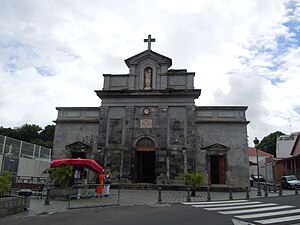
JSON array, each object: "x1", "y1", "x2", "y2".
[{"x1": 253, "y1": 137, "x2": 262, "y2": 196}]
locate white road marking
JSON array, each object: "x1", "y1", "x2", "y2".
[
  {"x1": 205, "y1": 203, "x2": 277, "y2": 211},
  {"x1": 219, "y1": 205, "x2": 295, "y2": 215},
  {"x1": 255, "y1": 214, "x2": 300, "y2": 224},
  {"x1": 236, "y1": 208, "x2": 300, "y2": 219},
  {"x1": 184, "y1": 200, "x2": 300, "y2": 224},
  {"x1": 182, "y1": 200, "x2": 248, "y2": 205},
  {"x1": 193, "y1": 201, "x2": 262, "y2": 208}
]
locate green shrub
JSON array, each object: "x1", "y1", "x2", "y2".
[
  {"x1": 0, "y1": 171, "x2": 12, "y2": 197},
  {"x1": 185, "y1": 171, "x2": 203, "y2": 188},
  {"x1": 44, "y1": 165, "x2": 73, "y2": 188}
]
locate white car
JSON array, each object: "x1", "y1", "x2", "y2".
[{"x1": 281, "y1": 175, "x2": 300, "y2": 189}]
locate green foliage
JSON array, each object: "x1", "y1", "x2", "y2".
[
  {"x1": 44, "y1": 165, "x2": 73, "y2": 188},
  {"x1": 0, "y1": 127, "x2": 18, "y2": 139},
  {"x1": 39, "y1": 125, "x2": 55, "y2": 142},
  {"x1": 185, "y1": 171, "x2": 204, "y2": 188},
  {"x1": 0, "y1": 124, "x2": 55, "y2": 148},
  {"x1": 31, "y1": 139, "x2": 53, "y2": 149},
  {"x1": 0, "y1": 171, "x2": 12, "y2": 198},
  {"x1": 17, "y1": 124, "x2": 42, "y2": 142},
  {"x1": 257, "y1": 131, "x2": 285, "y2": 157}
]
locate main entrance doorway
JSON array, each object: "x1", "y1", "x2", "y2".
[
  {"x1": 134, "y1": 138, "x2": 156, "y2": 183},
  {"x1": 210, "y1": 155, "x2": 226, "y2": 184}
]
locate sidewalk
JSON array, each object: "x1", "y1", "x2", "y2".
[{"x1": 0, "y1": 187, "x2": 297, "y2": 223}]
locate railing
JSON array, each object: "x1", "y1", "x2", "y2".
[
  {"x1": 0, "y1": 135, "x2": 51, "y2": 161},
  {"x1": 10, "y1": 176, "x2": 50, "y2": 198},
  {"x1": 13, "y1": 175, "x2": 49, "y2": 184},
  {"x1": 67, "y1": 183, "x2": 121, "y2": 209}
]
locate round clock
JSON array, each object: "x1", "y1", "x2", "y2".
[{"x1": 143, "y1": 108, "x2": 150, "y2": 115}]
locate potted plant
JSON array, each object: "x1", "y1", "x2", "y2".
[
  {"x1": 44, "y1": 164, "x2": 73, "y2": 188},
  {"x1": 185, "y1": 171, "x2": 203, "y2": 197},
  {"x1": 0, "y1": 171, "x2": 27, "y2": 218},
  {"x1": 43, "y1": 164, "x2": 74, "y2": 199}
]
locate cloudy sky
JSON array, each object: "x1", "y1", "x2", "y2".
[{"x1": 0, "y1": 0, "x2": 299, "y2": 146}]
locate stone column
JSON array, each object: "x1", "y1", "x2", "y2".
[
  {"x1": 120, "y1": 149, "x2": 124, "y2": 177},
  {"x1": 183, "y1": 149, "x2": 187, "y2": 174},
  {"x1": 166, "y1": 156, "x2": 170, "y2": 179}
]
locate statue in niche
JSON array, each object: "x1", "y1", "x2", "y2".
[{"x1": 144, "y1": 68, "x2": 152, "y2": 90}]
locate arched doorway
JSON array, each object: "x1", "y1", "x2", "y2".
[{"x1": 135, "y1": 138, "x2": 156, "y2": 183}]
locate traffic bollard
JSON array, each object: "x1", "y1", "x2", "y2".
[
  {"x1": 158, "y1": 187, "x2": 162, "y2": 203},
  {"x1": 207, "y1": 187, "x2": 211, "y2": 202},
  {"x1": 246, "y1": 186, "x2": 249, "y2": 199},
  {"x1": 229, "y1": 188, "x2": 233, "y2": 200},
  {"x1": 186, "y1": 187, "x2": 191, "y2": 202},
  {"x1": 295, "y1": 185, "x2": 299, "y2": 195},
  {"x1": 44, "y1": 188, "x2": 50, "y2": 205},
  {"x1": 279, "y1": 185, "x2": 282, "y2": 196},
  {"x1": 264, "y1": 184, "x2": 268, "y2": 197}
]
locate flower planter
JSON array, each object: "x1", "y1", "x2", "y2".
[
  {"x1": 49, "y1": 187, "x2": 78, "y2": 200},
  {"x1": 0, "y1": 196, "x2": 26, "y2": 218}
]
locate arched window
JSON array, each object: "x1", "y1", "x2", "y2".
[
  {"x1": 136, "y1": 138, "x2": 155, "y2": 151},
  {"x1": 136, "y1": 138, "x2": 155, "y2": 148}
]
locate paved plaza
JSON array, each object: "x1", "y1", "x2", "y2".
[{"x1": 1, "y1": 187, "x2": 297, "y2": 223}]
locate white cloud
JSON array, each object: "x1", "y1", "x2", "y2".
[{"x1": 0, "y1": 0, "x2": 299, "y2": 146}]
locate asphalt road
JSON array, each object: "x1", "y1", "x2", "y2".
[
  {"x1": 4, "y1": 195, "x2": 300, "y2": 225},
  {"x1": 2, "y1": 203, "x2": 233, "y2": 225}
]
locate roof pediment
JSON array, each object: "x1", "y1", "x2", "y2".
[
  {"x1": 66, "y1": 141, "x2": 90, "y2": 150},
  {"x1": 201, "y1": 143, "x2": 230, "y2": 151},
  {"x1": 125, "y1": 50, "x2": 172, "y2": 68}
]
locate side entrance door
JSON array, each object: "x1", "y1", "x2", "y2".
[{"x1": 210, "y1": 155, "x2": 226, "y2": 184}]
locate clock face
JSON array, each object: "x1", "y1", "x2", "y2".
[{"x1": 143, "y1": 108, "x2": 150, "y2": 115}]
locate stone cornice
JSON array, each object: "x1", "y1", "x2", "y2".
[
  {"x1": 195, "y1": 120, "x2": 250, "y2": 124},
  {"x1": 196, "y1": 106, "x2": 248, "y2": 110},
  {"x1": 95, "y1": 89, "x2": 201, "y2": 99},
  {"x1": 53, "y1": 119, "x2": 99, "y2": 123},
  {"x1": 56, "y1": 107, "x2": 100, "y2": 110}
]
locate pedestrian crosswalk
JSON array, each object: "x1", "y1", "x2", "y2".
[{"x1": 183, "y1": 200, "x2": 300, "y2": 224}]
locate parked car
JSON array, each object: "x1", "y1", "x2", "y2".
[
  {"x1": 281, "y1": 175, "x2": 300, "y2": 189},
  {"x1": 250, "y1": 174, "x2": 266, "y2": 182}
]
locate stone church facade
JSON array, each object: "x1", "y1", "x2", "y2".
[{"x1": 53, "y1": 36, "x2": 250, "y2": 188}]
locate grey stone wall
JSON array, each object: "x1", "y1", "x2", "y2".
[
  {"x1": 53, "y1": 107, "x2": 100, "y2": 159},
  {"x1": 196, "y1": 106, "x2": 249, "y2": 188}
]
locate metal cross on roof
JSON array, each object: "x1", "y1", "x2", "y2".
[{"x1": 144, "y1": 34, "x2": 155, "y2": 50}]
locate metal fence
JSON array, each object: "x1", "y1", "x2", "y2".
[{"x1": 0, "y1": 135, "x2": 52, "y2": 161}]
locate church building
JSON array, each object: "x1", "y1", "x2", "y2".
[{"x1": 53, "y1": 35, "x2": 250, "y2": 188}]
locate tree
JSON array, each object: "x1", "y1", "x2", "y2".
[
  {"x1": 0, "y1": 123, "x2": 55, "y2": 148},
  {"x1": 0, "y1": 127, "x2": 18, "y2": 139},
  {"x1": 39, "y1": 125, "x2": 55, "y2": 142},
  {"x1": 17, "y1": 124, "x2": 42, "y2": 142},
  {"x1": 258, "y1": 131, "x2": 285, "y2": 157}
]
